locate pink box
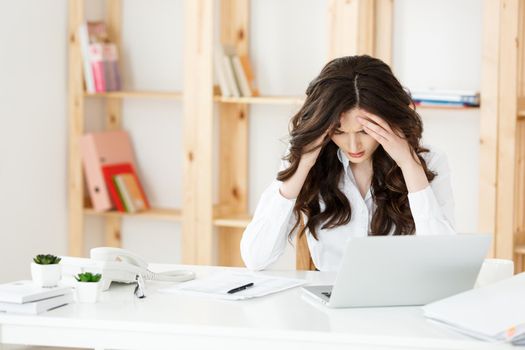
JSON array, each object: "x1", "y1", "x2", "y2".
[{"x1": 79, "y1": 131, "x2": 137, "y2": 211}]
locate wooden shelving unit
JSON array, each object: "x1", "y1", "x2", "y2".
[
  {"x1": 68, "y1": 0, "x2": 188, "y2": 255},
  {"x1": 68, "y1": 0, "x2": 497, "y2": 270}
]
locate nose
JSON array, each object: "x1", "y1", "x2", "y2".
[{"x1": 348, "y1": 134, "x2": 361, "y2": 152}]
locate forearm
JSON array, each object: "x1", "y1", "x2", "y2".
[
  {"x1": 401, "y1": 159, "x2": 430, "y2": 193},
  {"x1": 241, "y1": 181, "x2": 296, "y2": 270},
  {"x1": 279, "y1": 159, "x2": 313, "y2": 199}
]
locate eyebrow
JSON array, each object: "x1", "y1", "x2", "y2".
[{"x1": 335, "y1": 127, "x2": 365, "y2": 133}]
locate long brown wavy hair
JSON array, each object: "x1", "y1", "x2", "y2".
[{"x1": 278, "y1": 55, "x2": 436, "y2": 240}]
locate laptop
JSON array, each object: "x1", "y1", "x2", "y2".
[{"x1": 302, "y1": 234, "x2": 491, "y2": 308}]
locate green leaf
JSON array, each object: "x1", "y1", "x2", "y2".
[
  {"x1": 76, "y1": 271, "x2": 102, "y2": 283},
  {"x1": 33, "y1": 254, "x2": 60, "y2": 265}
]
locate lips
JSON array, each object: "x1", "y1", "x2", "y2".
[{"x1": 348, "y1": 151, "x2": 365, "y2": 158}]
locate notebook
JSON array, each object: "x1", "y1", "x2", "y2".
[{"x1": 0, "y1": 280, "x2": 72, "y2": 304}]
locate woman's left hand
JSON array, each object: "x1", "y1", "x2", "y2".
[{"x1": 356, "y1": 113, "x2": 418, "y2": 170}]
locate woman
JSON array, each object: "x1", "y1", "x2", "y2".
[{"x1": 241, "y1": 55, "x2": 456, "y2": 271}]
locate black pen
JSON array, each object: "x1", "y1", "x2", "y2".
[{"x1": 227, "y1": 282, "x2": 254, "y2": 294}]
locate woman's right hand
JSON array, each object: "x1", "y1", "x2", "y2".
[{"x1": 300, "y1": 131, "x2": 329, "y2": 168}]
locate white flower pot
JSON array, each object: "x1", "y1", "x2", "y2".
[
  {"x1": 76, "y1": 281, "x2": 102, "y2": 303},
  {"x1": 31, "y1": 262, "x2": 61, "y2": 287}
]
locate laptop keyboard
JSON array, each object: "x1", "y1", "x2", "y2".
[{"x1": 322, "y1": 291, "x2": 332, "y2": 298}]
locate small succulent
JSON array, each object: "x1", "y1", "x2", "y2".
[
  {"x1": 75, "y1": 272, "x2": 102, "y2": 283},
  {"x1": 33, "y1": 254, "x2": 61, "y2": 265}
]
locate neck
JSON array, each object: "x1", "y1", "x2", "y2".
[{"x1": 350, "y1": 158, "x2": 373, "y2": 173}]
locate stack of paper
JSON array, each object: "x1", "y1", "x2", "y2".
[
  {"x1": 0, "y1": 280, "x2": 73, "y2": 314},
  {"x1": 159, "y1": 272, "x2": 305, "y2": 300},
  {"x1": 422, "y1": 272, "x2": 525, "y2": 345}
]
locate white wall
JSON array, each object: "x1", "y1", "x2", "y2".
[
  {"x1": 0, "y1": 0, "x2": 483, "y2": 281},
  {"x1": 0, "y1": 0, "x2": 68, "y2": 282}
]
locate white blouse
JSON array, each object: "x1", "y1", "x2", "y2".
[{"x1": 240, "y1": 146, "x2": 456, "y2": 271}]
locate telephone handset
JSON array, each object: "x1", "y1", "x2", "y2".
[{"x1": 60, "y1": 247, "x2": 195, "y2": 292}]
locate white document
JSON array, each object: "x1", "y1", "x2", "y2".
[
  {"x1": 159, "y1": 272, "x2": 305, "y2": 300},
  {"x1": 0, "y1": 280, "x2": 72, "y2": 304},
  {"x1": 423, "y1": 272, "x2": 525, "y2": 344}
]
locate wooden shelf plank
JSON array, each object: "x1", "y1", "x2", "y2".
[
  {"x1": 214, "y1": 95, "x2": 481, "y2": 110},
  {"x1": 84, "y1": 91, "x2": 183, "y2": 100},
  {"x1": 416, "y1": 104, "x2": 480, "y2": 110},
  {"x1": 214, "y1": 95, "x2": 305, "y2": 105},
  {"x1": 213, "y1": 214, "x2": 252, "y2": 228},
  {"x1": 84, "y1": 207, "x2": 182, "y2": 221}
]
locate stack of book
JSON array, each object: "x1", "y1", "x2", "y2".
[
  {"x1": 410, "y1": 89, "x2": 480, "y2": 107},
  {"x1": 80, "y1": 130, "x2": 150, "y2": 213},
  {"x1": 0, "y1": 281, "x2": 73, "y2": 315},
  {"x1": 78, "y1": 21, "x2": 122, "y2": 93},
  {"x1": 423, "y1": 272, "x2": 525, "y2": 345},
  {"x1": 103, "y1": 163, "x2": 150, "y2": 213},
  {"x1": 215, "y1": 44, "x2": 259, "y2": 98}
]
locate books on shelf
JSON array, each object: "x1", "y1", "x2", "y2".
[
  {"x1": 78, "y1": 21, "x2": 122, "y2": 93},
  {"x1": 80, "y1": 130, "x2": 149, "y2": 213},
  {"x1": 102, "y1": 163, "x2": 150, "y2": 213},
  {"x1": 410, "y1": 88, "x2": 480, "y2": 107},
  {"x1": 114, "y1": 173, "x2": 148, "y2": 213},
  {"x1": 215, "y1": 44, "x2": 259, "y2": 98},
  {"x1": 0, "y1": 281, "x2": 73, "y2": 315},
  {"x1": 423, "y1": 272, "x2": 525, "y2": 345}
]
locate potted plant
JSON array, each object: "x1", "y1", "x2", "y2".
[
  {"x1": 75, "y1": 272, "x2": 102, "y2": 303},
  {"x1": 31, "y1": 254, "x2": 62, "y2": 287}
]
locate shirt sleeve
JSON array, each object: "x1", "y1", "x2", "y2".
[
  {"x1": 408, "y1": 150, "x2": 456, "y2": 235},
  {"x1": 240, "y1": 157, "x2": 298, "y2": 271}
]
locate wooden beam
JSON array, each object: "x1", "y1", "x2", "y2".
[
  {"x1": 217, "y1": 0, "x2": 249, "y2": 267},
  {"x1": 328, "y1": 0, "x2": 376, "y2": 60},
  {"x1": 68, "y1": 0, "x2": 85, "y2": 256},
  {"x1": 480, "y1": 0, "x2": 502, "y2": 257},
  {"x1": 105, "y1": 0, "x2": 123, "y2": 248},
  {"x1": 514, "y1": 1, "x2": 525, "y2": 270},
  {"x1": 374, "y1": 0, "x2": 394, "y2": 65},
  {"x1": 495, "y1": 0, "x2": 519, "y2": 259},
  {"x1": 183, "y1": 0, "x2": 215, "y2": 265}
]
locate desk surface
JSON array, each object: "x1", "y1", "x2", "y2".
[{"x1": 0, "y1": 264, "x2": 514, "y2": 350}]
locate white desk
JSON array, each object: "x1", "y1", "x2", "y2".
[{"x1": 0, "y1": 264, "x2": 514, "y2": 350}]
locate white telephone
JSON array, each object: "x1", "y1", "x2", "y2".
[{"x1": 60, "y1": 247, "x2": 195, "y2": 292}]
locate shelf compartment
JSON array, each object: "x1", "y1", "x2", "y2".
[
  {"x1": 214, "y1": 95, "x2": 305, "y2": 105},
  {"x1": 213, "y1": 214, "x2": 252, "y2": 228},
  {"x1": 84, "y1": 91, "x2": 183, "y2": 100},
  {"x1": 84, "y1": 207, "x2": 182, "y2": 221}
]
